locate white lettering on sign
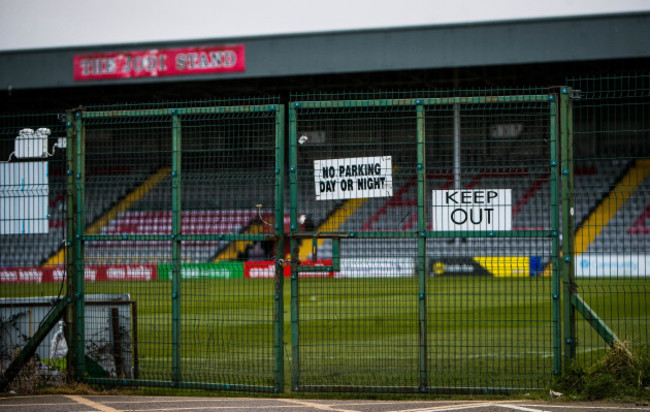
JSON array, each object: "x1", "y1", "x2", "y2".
[
  {"x1": 0, "y1": 270, "x2": 18, "y2": 282},
  {"x1": 314, "y1": 156, "x2": 393, "y2": 200},
  {"x1": 19, "y1": 269, "x2": 41, "y2": 283},
  {"x1": 53, "y1": 268, "x2": 66, "y2": 281},
  {"x1": 249, "y1": 264, "x2": 275, "y2": 278},
  {"x1": 432, "y1": 189, "x2": 511, "y2": 231},
  {"x1": 106, "y1": 266, "x2": 151, "y2": 280},
  {"x1": 335, "y1": 257, "x2": 415, "y2": 278},
  {"x1": 85, "y1": 267, "x2": 97, "y2": 281}
]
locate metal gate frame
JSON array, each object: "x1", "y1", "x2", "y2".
[
  {"x1": 286, "y1": 89, "x2": 618, "y2": 393},
  {"x1": 63, "y1": 103, "x2": 286, "y2": 393}
]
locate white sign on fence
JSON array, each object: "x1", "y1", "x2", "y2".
[
  {"x1": 335, "y1": 257, "x2": 415, "y2": 278},
  {"x1": 314, "y1": 156, "x2": 393, "y2": 200},
  {"x1": 432, "y1": 189, "x2": 511, "y2": 231}
]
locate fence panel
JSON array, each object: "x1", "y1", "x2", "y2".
[
  {"x1": 70, "y1": 99, "x2": 284, "y2": 392},
  {"x1": 288, "y1": 90, "x2": 559, "y2": 392},
  {"x1": 0, "y1": 112, "x2": 69, "y2": 391},
  {"x1": 424, "y1": 94, "x2": 558, "y2": 391},
  {"x1": 289, "y1": 97, "x2": 421, "y2": 391},
  {"x1": 567, "y1": 74, "x2": 650, "y2": 364}
]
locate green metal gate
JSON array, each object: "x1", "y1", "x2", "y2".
[
  {"x1": 65, "y1": 99, "x2": 286, "y2": 392},
  {"x1": 287, "y1": 90, "x2": 566, "y2": 392},
  {"x1": 4, "y1": 87, "x2": 630, "y2": 394}
]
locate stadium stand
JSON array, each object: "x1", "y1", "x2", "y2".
[
  {"x1": 83, "y1": 169, "x2": 274, "y2": 264},
  {"x1": 587, "y1": 174, "x2": 650, "y2": 254},
  {"x1": 628, "y1": 202, "x2": 650, "y2": 235},
  {"x1": 573, "y1": 162, "x2": 630, "y2": 227},
  {"x1": 1, "y1": 158, "x2": 639, "y2": 269},
  {"x1": 84, "y1": 209, "x2": 263, "y2": 264},
  {"x1": 311, "y1": 161, "x2": 634, "y2": 262}
]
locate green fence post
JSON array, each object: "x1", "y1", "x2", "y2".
[
  {"x1": 289, "y1": 103, "x2": 300, "y2": 391},
  {"x1": 274, "y1": 105, "x2": 286, "y2": 392},
  {"x1": 171, "y1": 110, "x2": 182, "y2": 385},
  {"x1": 559, "y1": 87, "x2": 577, "y2": 363},
  {"x1": 549, "y1": 96, "x2": 562, "y2": 375},
  {"x1": 416, "y1": 102, "x2": 428, "y2": 391},
  {"x1": 64, "y1": 111, "x2": 78, "y2": 381},
  {"x1": 331, "y1": 238, "x2": 341, "y2": 272},
  {"x1": 74, "y1": 110, "x2": 86, "y2": 380}
]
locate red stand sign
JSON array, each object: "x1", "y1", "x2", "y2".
[{"x1": 74, "y1": 44, "x2": 245, "y2": 81}]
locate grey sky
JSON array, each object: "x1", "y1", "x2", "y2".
[{"x1": 0, "y1": 0, "x2": 648, "y2": 51}]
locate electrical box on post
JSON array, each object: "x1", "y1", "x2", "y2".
[{"x1": 15, "y1": 128, "x2": 50, "y2": 159}]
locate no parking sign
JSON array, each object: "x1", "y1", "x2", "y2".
[{"x1": 314, "y1": 156, "x2": 393, "y2": 200}]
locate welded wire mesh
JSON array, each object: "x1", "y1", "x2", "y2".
[
  {"x1": 289, "y1": 89, "x2": 556, "y2": 392},
  {"x1": 179, "y1": 107, "x2": 279, "y2": 388},
  {"x1": 425, "y1": 98, "x2": 555, "y2": 390},
  {"x1": 80, "y1": 111, "x2": 173, "y2": 383},
  {"x1": 0, "y1": 112, "x2": 69, "y2": 391},
  {"x1": 291, "y1": 98, "x2": 420, "y2": 389},
  {"x1": 72, "y1": 98, "x2": 282, "y2": 390},
  {"x1": 567, "y1": 74, "x2": 650, "y2": 364},
  {"x1": 3, "y1": 79, "x2": 648, "y2": 394}
]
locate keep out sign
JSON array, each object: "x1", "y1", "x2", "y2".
[{"x1": 432, "y1": 189, "x2": 512, "y2": 231}]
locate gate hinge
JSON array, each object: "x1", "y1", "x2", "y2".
[{"x1": 569, "y1": 89, "x2": 582, "y2": 101}]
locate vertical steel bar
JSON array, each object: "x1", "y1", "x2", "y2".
[
  {"x1": 559, "y1": 88, "x2": 577, "y2": 363},
  {"x1": 416, "y1": 103, "x2": 428, "y2": 391},
  {"x1": 549, "y1": 98, "x2": 562, "y2": 375},
  {"x1": 65, "y1": 112, "x2": 78, "y2": 380},
  {"x1": 289, "y1": 104, "x2": 300, "y2": 391},
  {"x1": 171, "y1": 110, "x2": 182, "y2": 384},
  {"x1": 332, "y1": 238, "x2": 341, "y2": 272},
  {"x1": 274, "y1": 105, "x2": 285, "y2": 392},
  {"x1": 74, "y1": 111, "x2": 86, "y2": 379},
  {"x1": 453, "y1": 103, "x2": 461, "y2": 190}
]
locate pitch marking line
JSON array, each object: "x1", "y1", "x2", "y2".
[
  {"x1": 280, "y1": 399, "x2": 359, "y2": 412},
  {"x1": 496, "y1": 405, "x2": 551, "y2": 412},
  {"x1": 409, "y1": 403, "x2": 493, "y2": 411},
  {"x1": 116, "y1": 406, "x2": 302, "y2": 411},
  {"x1": 415, "y1": 401, "x2": 550, "y2": 412},
  {"x1": 64, "y1": 395, "x2": 122, "y2": 412},
  {"x1": 524, "y1": 405, "x2": 650, "y2": 411}
]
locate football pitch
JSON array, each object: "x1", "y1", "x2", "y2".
[{"x1": 3, "y1": 275, "x2": 649, "y2": 391}]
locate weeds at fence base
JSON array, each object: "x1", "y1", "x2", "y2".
[
  {"x1": 553, "y1": 341, "x2": 650, "y2": 401},
  {"x1": 2, "y1": 356, "x2": 66, "y2": 394},
  {"x1": 38, "y1": 382, "x2": 121, "y2": 396}
]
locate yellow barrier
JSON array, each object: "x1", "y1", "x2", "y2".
[{"x1": 474, "y1": 256, "x2": 530, "y2": 277}]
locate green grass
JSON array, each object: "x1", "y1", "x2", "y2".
[{"x1": 2, "y1": 275, "x2": 649, "y2": 393}]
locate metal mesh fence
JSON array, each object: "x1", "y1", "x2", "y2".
[
  {"x1": 424, "y1": 98, "x2": 555, "y2": 390},
  {"x1": 567, "y1": 74, "x2": 650, "y2": 365},
  {"x1": 288, "y1": 89, "x2": 559, "y2": 392},
  {"x1": 80, "y1": 110, "x2": 174, "y2": 384},
  {"x1": 2, "y1": 78, "x2": 649, "y2": 394},
  {"x1": 63, "y1": 98, "x2": 283, "y2": 391},
  {"x1": 290, "y1": 99, "x2": 420, "y2": 390},
  {"x1": 0, "y1": 112, "x2": 68, "y2": 391}
]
